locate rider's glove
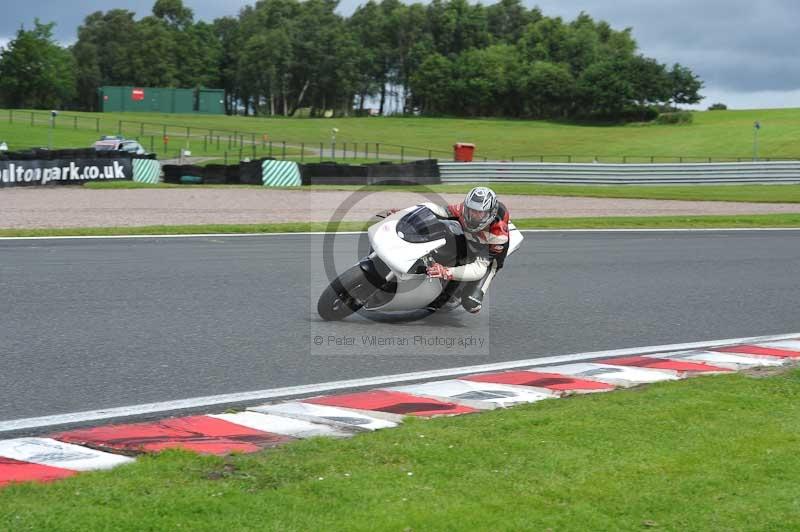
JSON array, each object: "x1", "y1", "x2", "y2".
[
  {"x1": 426, "y1": 263, "x2": 453, "y2": 280},
  {"x1": 377, "y1": 208, "x2": 400, "y2": 219}
]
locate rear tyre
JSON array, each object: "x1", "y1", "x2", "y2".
[{"x1": 317, "y1": 266, "x2": 375, "y2": 321}]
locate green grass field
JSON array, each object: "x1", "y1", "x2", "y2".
[
  {"x1": 2, "y1": 107, "x2": 800, "y2": 161},
  {"x1": 2, "y1": 367, "x2": 799, "y2": 531}
]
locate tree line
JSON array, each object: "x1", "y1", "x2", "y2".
[{"x1": 0, "y1": 0, "x2": 704, "y2": 120}]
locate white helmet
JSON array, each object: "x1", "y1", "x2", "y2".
[{"x1": 461, "y1": 186, "x2": 498, "y2": 233}]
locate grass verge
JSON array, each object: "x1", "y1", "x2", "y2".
[
  {"x1": 82, "y1": 181, "x2": 800, "y2": 203},
  {"x1": 2, "y1": 368, "x2": 799, "y2": 530},
  {"x1": 300, "y1": 183, "x2": 800, "y2": 203},
  {"x1": 3, "y1": 214, "x2": 800, "y2": 238}
]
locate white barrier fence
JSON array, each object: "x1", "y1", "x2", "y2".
[{"x1": 438, "y1": 161, "x2": 800, "y2": 185}]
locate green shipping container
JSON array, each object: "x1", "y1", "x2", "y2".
[
  {"x1": 173, "y1": 89, "x2": 195, "y2": 114},
  {"x1": 98, "y1": 86, "x2": 225, "y2": 114},
  {"x1": 197, "y1": 89, "x2": 225, "y2": 114},
  {"x1": 98, "y1": 86, "x2": 124, "y2": 112},
  {"x1": 156, "y1": 88, "x2": 172, "y2": 113}
]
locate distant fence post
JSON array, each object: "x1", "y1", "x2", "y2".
[
  {"x1": 282, "y1": 141, "x2": 286, "y2": 160},
  {"x1": 300, "y1": 142, "x2": 304, "y2": 162},
  {"x1": 376, "y1": 143, "x2": 380, "y2": 160},
  {"x1": 319, "y1": 142, "x2": 323, "y2": 162}
]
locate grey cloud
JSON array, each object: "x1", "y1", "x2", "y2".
[
  {"x1": 0, "y1": 0, "x2": 251, "y2": 42},
  {"x1": 530, "y1": 0, "x2": 800, "y2": 94}
]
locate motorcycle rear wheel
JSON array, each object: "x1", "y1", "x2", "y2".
[{"x1": 317, "y1": 266, "x2": 375, "y2": 321}]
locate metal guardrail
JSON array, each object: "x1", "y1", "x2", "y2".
[
  {"x1": 438, "y1": 161, "x2": 800, "y2": 185},
  {"x1": 509, "y1": 154, "x2": 800, "y2": 163}
]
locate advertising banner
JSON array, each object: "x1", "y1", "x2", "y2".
[{"x1": 0, "y1": 158, "x2": 133, "y2": 187}]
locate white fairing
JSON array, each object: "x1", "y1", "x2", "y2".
[
  {"x1": 370, "y1": 275, "x2": 445, "y2": 311},
  {"x1": 361, "y1": 207, "x2": 522, "y2": 312},
  {"x1": 368, "y1": 215, "x2": 446, "y2": 274}
]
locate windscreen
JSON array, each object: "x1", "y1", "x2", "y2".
[{"x1": 395, "y1": 206, "x2": 448, "y2": 243}]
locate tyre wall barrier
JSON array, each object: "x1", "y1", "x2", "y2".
[
  {"x1": 132, "y1": 158, "x2": 162, "y2": 184},
  {"x1": 262, "y1": 160, "x2": 302, "y2": 187},
  {"x1": 301, "y1": 159, "x2": 441, "y2": 185},
  {"x1": 161, "y1": 158, "x2": 278, "y2": 185},
  {"x1": 158, "y1": 159, "x2": 440, "y2": 187}
]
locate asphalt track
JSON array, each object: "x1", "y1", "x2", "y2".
[{"x1": 2, "y1": 230, "x2": 799, "y2": 423}]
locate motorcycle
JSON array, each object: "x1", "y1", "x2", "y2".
[{"x1": 317, "y1": 205, "x2": 524, "y2": 321}]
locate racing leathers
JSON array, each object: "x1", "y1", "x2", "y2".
[{"x1": 422, "y1": 201, "x2": 510, "y2": 313}]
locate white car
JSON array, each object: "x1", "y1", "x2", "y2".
[{"x1": 93, "y1": 136, "x2": 147, "y2": 155}]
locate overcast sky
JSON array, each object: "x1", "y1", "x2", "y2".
[{"x1": 0, "y1": 0, "x2": 797, "y2": 110}]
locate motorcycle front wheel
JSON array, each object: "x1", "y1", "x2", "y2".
[{"x1": 317, "y1": 266, "x2": 375, "y2": 321}]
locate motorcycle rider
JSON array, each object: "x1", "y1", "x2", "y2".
[{"x1": 418, "y1": 186, "x2": 510, "y2": 313}]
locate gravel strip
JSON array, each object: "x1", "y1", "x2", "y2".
[{"x1": 3, "y1": 188, "x2": 800, "y2": 229}]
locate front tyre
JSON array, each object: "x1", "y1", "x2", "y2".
[{"x1": 317, "y1": 266, "x2": 374, "y2": 321}]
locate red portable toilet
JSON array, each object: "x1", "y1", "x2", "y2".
[{"x1": 453, "y1": 142, "x2": 475, "y2": 162}]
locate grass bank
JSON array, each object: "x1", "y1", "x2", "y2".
[
  {"x1": 2, "y1": 368, "x2": 799, "y2": 530},
  {"x1": 82, "y1": 181, "x2": 800, "y2": 203},
  {"x1": 4, "y1": 107, "x2": 800, "y2": 161},
  {"x1": 3, "y1": 214, "x2": 800, "y2": 238}
]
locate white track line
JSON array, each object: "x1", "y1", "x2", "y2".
[
  {"x1": 2, "y1": 227, "x2": 800, "y2": 241},
  {"x1": 1, "y1": 332, "x2": 797, "y2": 433},
  {"x1": 0, "y1": 232, "x2": 365, "y2": 241}
]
